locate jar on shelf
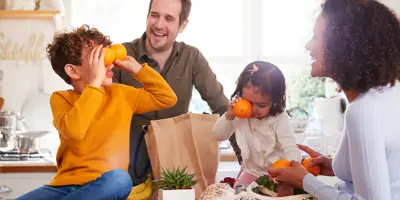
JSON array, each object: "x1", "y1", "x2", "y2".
[{"x1": 5, "y1": 0, "x2": 36, "y2": 10}]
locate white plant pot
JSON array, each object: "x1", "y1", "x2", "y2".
[{"x1": 158, "y1": 188, "x2": 195, "y2": 200}]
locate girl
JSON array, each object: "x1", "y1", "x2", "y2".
[{"x1": 212, "y1": 61, "x2": 301, "y2": 197}]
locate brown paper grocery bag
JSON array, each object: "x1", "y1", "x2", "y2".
[{"x1": 145, "y1": 113, "x2": 220, "y2": 199}]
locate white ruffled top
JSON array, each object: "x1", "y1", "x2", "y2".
[{"x1": 213, "y1": 112, "x2": 301, "y2": 177}]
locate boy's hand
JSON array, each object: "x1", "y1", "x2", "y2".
[
  {"x1": 114, "y1": 56, "x2": 142, "y2": 74},
  {"x1": 88, "y1": 45, "x2": 106, "y2": 87}
]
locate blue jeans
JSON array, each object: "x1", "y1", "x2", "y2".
[{"x1": 16, "y1": 168, "x2": 133, "y2": 200}]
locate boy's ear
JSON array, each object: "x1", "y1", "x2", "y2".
[{"x1": 64, "y1": 64, "x2": 81, "y2": 80}]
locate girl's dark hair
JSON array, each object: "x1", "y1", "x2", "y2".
[
  {"x1": 231, "y1": 61, "x2": 286, "y2": 116},
  {"x1": 321, "y1": 0, "x2": 400, "y2": 92}
]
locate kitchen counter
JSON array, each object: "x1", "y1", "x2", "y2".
[{"x1": 0, "y1": 159, "x2": 57, "y2": 173}]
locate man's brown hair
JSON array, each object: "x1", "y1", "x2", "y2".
[
  {"x1": 46, "y1": 24, "x2": 111, "y2": 84},
  {"x1": 148, "y1": 0, "x2": 192, "y2": 26}
]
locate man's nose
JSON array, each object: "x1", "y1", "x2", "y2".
[{"x1": 155, "y1": 18, "x2": 165, "y2": 29}]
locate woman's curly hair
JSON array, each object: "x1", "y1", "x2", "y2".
[
  {"x1": 322, "y1": 0, "x2": 400, "y2": 92},
  {"x1": 231, "y1": 61, "x2": 286, "y2": 117},
  {"x1": 46, "y1": 24, "x2": 112, "y2": 84}
]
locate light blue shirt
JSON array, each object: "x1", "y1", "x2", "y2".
[{"x1": 303, "y1": 84, "x2": 400, "y2": 200}]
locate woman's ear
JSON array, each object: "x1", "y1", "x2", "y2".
[{"x1": 64, "y1": 64, "x2": 81, "y2": 81}]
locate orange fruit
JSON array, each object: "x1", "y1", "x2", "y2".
[
  {"x1": 104, "y1": 48, "x2": 116, "y2": 66},
  {"x1": 233, "y1": 99, "x2": 252, "y2": 118},
  {"x1": 302, "y1": 157, "x2": 320, "y2": 176},
  {"x1": 110, "y1": 44, "x2": 127, "y2": 61},
  {"x1": 272, "y1": 159, "x2": 291, "y2": 168}
]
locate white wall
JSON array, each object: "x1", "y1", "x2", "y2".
[
  {"x1": 380, "y1": 0, "x2": 400, "y2": 15},
  {"x1": 0, "y1": 10, "x2": 72, "y2": 152}
]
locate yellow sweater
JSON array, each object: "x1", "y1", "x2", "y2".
[{"x1": 48, "y1": 64, "x2": 177, "y2": 186}]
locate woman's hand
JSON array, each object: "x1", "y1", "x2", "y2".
[
  {"x1": 267, "y1": 161, "x2": 308, "y2": 189},
  {"x1": 298, "y1": 144, "x2": 334, "y2": 176}
]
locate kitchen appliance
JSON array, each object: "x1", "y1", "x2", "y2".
[
  {"x1": 313, "y1": 97, "x2": 344, "y2": 134},
  {"x1": 16, "y1": 130, "x2": 50, "y2": 152},
  {"x1": 0, "y1": 109, "x2": 51, "y2": 160},
  {"x1": 0, "y1": 131, "x2": 51, "y2": 161},
  {"x1": 0, "y1": 110, "x2": 26, "y2": 152}
]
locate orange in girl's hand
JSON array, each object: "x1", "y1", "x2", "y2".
[
  {"x1": 233, "y1": 99, "x2": 252, "y2": 118},
  {"x1": 104, "y1": 48, "x2": 116, "y2": 66},
  {"x1": 110, "y1": 44, "x2": 127, "y2": 61},
  {"x1": 272, "y1": 159, "x2": 291, "y2": 168},
  {"x1": 302, "y1": 157, "x2": 320, "y2": 176}
]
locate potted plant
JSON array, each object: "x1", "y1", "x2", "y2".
[{"x1": 153, "y1": 166, "x2": 198, "y2": 200}]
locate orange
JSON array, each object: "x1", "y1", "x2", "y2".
[
  {"x1": 110, "y1": 44, "x2": 127, "y2": 61},
  {"x1": 104, "y1": 48, "x2": 116, "y2": 66},
  {"x1": 272, "y1": 159, "x2": 291, "y2": 168},
  {"x1": 302, "y1": 157, "x2": 320, "y2": 176},
  {"x1": 233, "y1": 99, "x2": 252, "y2": 118}
]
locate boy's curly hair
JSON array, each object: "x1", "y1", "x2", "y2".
[
  {"x1": 231, "y1": 61, "x2": 286, "y2": 117},
  {"x1": 321, "y1": 0, "x2": 400, "y2": 92},
  {"x1": 46, "y1": 24, "x2": 112, "y2": 84}
]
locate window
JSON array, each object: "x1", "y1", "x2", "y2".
[
  {"x1": 187, "y1": 0, "x2": 324, "y2": 118},
  {"x1": 260, "y1": 0, "x2": 319, "y2": 61},
  {"x1": 177, "y1": 0, "x2": 246, "y2": 59},
  {"x1": 189, "y1": 61, "x2": 246, "y2": 114},
  {"x1": 63, "y1": 0, "x2": 325, "y2": 157},
  {"x1": 69, "y1": 0, "x2": 148, "y2": 43}
]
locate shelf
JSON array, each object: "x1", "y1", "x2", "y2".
[{"x1": 0, "y1": 10, "x2": 60, "y2": 19}]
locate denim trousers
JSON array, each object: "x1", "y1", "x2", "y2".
[{"x1": 16, "y1": 168, "x2": 133, "y2": 200}]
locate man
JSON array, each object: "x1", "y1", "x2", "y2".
[{"x1": 112, "y1": 0, "x2": 242, "y2": 186}]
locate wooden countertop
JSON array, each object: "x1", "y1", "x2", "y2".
[
  {"x1": 0, "y1": 163, "x2": 57, "y2": 173},
  {"x1": 0, "y1": 152, "x2": 236, "y2": 173},
  {"x1": 220, "y1": 153, "x2": 238, "y2": 162}
]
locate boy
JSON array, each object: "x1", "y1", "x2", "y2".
[{"x1": 17, "y1": 25, "x2": 177, "y2": 200}]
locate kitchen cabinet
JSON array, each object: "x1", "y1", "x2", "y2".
[{"x1": 0, "y1": 172, "x2": 55, "y2": 199}]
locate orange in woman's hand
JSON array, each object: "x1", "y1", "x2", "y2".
[
  {"x1": 104, "y1": 48, "x2": 116, "y2": 66},
  {"x1": 233, "y1": 99, "x2": 252, "y2": 118},
  {"x1": 302, "y1": 157, "x2": 320, "y2": 176},
  {"x1": 110, "y1": 44, "x2": 127, "y2": 61},
  {"x1": 272, "y1": 159, "x2": 291, "y2": 168}
]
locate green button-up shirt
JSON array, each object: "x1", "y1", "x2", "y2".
[{"x1": 112, "y1": 33, "x2": 242, "y2": 184}]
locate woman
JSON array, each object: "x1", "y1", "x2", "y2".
[{"x1": 267, "y1": 0, "x2": 400, "y2": 199}]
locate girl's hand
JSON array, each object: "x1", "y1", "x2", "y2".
[
  {"x1": 267, "y1": 161, "x2": 308, "y2": 189},
  {"x1": 225, "y1": 98, "x2": 240, "y2": 120},
  {"x1": 298, "y1": 144, "x2": 334, "y2": 176},
  {"x1": 114, "y1": 56, "x2": 142, "y2": 74}
]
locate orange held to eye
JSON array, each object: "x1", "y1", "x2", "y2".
[
  {"x1": 302, "y1": 157, "x2": 320, "y2": 176},
  {"x1": 104, "y1": 48, "x2": 116, "y2": 67},
  {"x1": 233, "y1": 99, "x2": 252, "y2": 118},
  {"x1": 109, "y1": 44, "x2": 127, "y2": 61},
  {"x1": 272, "y1": 159, "x2": 291, "y2": 168}
]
